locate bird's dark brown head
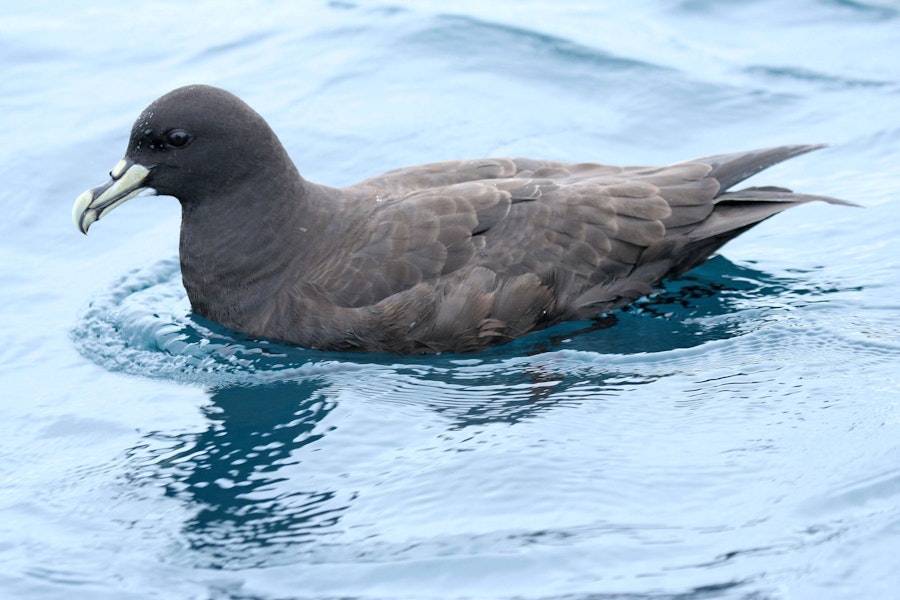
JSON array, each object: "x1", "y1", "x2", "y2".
[
  {"x1": 72, "y1": 84, "x2": 294, "y2": 233},
  {"x1": 127, "y1": 85, "x2": 285, "y2": 201}
]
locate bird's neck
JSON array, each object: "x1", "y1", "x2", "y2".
[{"x1": 177, "y1": 173, "x2": 322, "y2": 334}]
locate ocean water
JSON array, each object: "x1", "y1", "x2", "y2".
[{"x1": 1, "y1": 1, "x2": 899, "y2": 599}]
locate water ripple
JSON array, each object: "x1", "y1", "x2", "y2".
[
  {"x1": 71, "y1": 255, "x2": 877, "y2": 391},
  {"x1": 409, "y1": 13, "x2": 667, "y2": 75},
  {"x1": 745, "y1": 65, "x2": 899, "y2": 91}
]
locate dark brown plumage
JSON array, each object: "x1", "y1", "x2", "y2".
[{"x1": 73, "y1": 85, "x2": 853, "y2": 354}]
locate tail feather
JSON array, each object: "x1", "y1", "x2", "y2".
[
  {"x1": 696, "y1": 144, "x2": 826, "y2": 191},
  {"x1": 569, "y1": 145, "x2": 856, "y2": 318},
  {"x1": 657, "y1": 146, "x2": 858, "y2": 279},
  {"x1": 693, "y1": 186, "x2": 858, "y2": 240}
]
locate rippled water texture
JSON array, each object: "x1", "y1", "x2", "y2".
[{"x1": 2, "y1": 1, "x2": 899, "y2": 599}]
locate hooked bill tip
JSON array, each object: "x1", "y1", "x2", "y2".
[{"x1": 72, "y1": 189, "x2": 96, "y2": 234}]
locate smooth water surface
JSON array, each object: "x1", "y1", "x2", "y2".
[{"x1": 1, "y1": 2, "x2": 899, "y2": 599}]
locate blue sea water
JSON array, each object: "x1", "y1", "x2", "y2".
[{"x1": 1, "y1": 1, "x2": 899, "y2": 598}]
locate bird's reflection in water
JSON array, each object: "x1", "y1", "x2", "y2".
[{"x1": 132, "y1": 379, "x2": 347, "y2": 568}]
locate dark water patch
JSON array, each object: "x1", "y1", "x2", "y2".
[
  {"x1": 410, "y1": 13, "x2": 667, "y2": 75},
  {"x1": 677, "y1": 0, "x2": 898, "y2": 21},
  {"x1": 745, "y1": 65, "x2": 898, "y2": 91},
  {"x1": 821, "y1": 0, "x2": 899, "y2": 20}
]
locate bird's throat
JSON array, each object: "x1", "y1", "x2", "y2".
[{"x1": 177, "y1": 181, "x2": 310, "y2": 333}]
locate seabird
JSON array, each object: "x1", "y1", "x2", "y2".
[{"x1": 73, "y1": 85, "x2": 852, "y2": 353}]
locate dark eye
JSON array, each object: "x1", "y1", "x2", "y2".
[{"x1": 165, "y1": 129, "x2": 191, "y2": 148}]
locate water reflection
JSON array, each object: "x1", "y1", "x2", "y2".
[
  {"x1": 130, "y1": 379, "x2": 346, "y2": 568},
  {"x1": 384, "y1": 360, "x2": 642, "y2": 430}
]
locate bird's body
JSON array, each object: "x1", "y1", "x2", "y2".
[{"x1": 73, "y1": 85, "x2": 852, "y2": 354}]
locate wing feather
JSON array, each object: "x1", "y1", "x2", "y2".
[{"x1": 289, "y1": 146, "x2": 845, "y2": 348}]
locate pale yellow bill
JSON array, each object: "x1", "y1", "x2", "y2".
[{"x1": 72, "y1": 161, "x2": 153, "y2": 234}]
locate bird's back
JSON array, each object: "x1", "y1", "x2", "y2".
[{"x1": 275, "y1": 145, "x2": 849, "y2": 353}]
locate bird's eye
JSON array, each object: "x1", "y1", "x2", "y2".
[{"x1": 165, "y1": 129, "x2": 191, "y2": 148}]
